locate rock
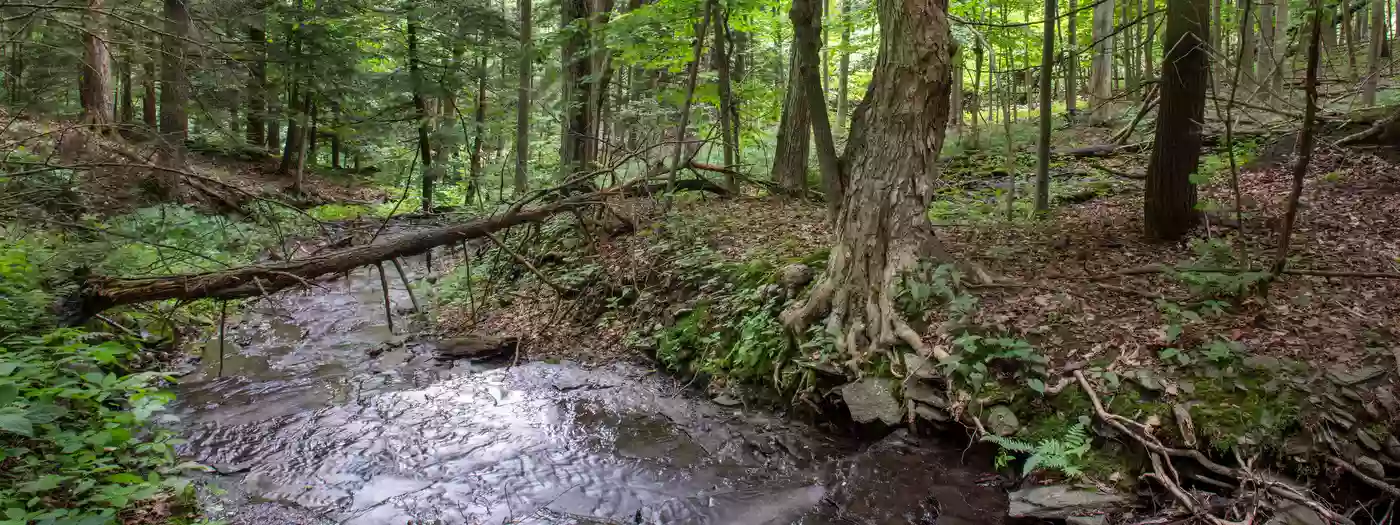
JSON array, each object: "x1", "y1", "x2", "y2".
[
  {"x1": 1328, "y1": 365, "x2": 1385, "y2": 386},
  {"x1": 903, "y1": 353, "x2": 939, "y2": 379},
  {"x1": 712, "y1": 394, "x2": 742, "y2": 407},
  {"x1": 433, "y1": 336, "x2": 518, "y2": 361},
  {"x1": 1357, "y1": 429, "x2": 1382, "y2": 452},
  {"x1": 986, "y1": 405, "x2": 1020, "y2": 437},
  {"x1": 841, "y1": 378, "x2": 903, "y2": 425},
  {"x1": 1007, "y1": 485, "x2": 1128, "y2": 519},
  {"x1": 1067, "y1": 516, "x2": 1108, "y2": 525},
  {"x1": 1355, "y1": 456, "x2": 1385, "y2": 479},
  {"x1": 913, "y1": 404, "x2": 952, "y2": 422},
  {"x1": 1264, "y1": 502, "x2": 1327, "y2": 525},
  {"x1": 903, "y1": 381, "x2": 949, "y2": 408},
  {"x1": 779, "y1": 264, "x2": 814, "y2": 289},
  {"x1": 1386, "y1": 436, "x2": 1400, "y2": 461}
]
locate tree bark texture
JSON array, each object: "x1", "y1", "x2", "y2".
[
  {"x1": 771, "y1": 48, "x2": 811, "y2": 195},
  {"x1": 560, "y1": 0, "x2": 593, "y2": 179},
  {"x1": 157, "y1": 0, "x2": 190, "y2": 198},
  {"x1": 469, "y1": 55, "x2": 488, "y2": 204},
  {"x1": 408, "y1": 5, "x2": 434, "y2": 211},
  {"x1": 515, "y1": 0, "x2": 532, "y2": 194},
  {"x1": 80, "y1": 0, "x2": 114, "y2": 128},
  {"x1": 1067, "y1": 0, "x2": 1079, "y2": 116},
  {"x1": 1145, "y1": 0, "x2": 1209, "y2": 240},
  {"x1": 793, "y1": 0, "x2": 843, "y2": 219},
  {"x1": 781, "y1": 0, "x2": 957, "y2": 362},
  {"x1": 119, "y1": 56, "x2": 133, "y2": 123},
  {"x1": 713, "y1": 4, "x2": 738, "y2": 191},
  {"x1": 1035, "y1": 0, "x2": 1055, "y2": 212},
  {"x1": 247, "y1": 20, "x2": 267, "y2": 147},
  {"x1": 1239, "y1": 0, "x2": 1257, "y2": 95},
  {"x1": 1090, "y1": 0, "x2": 1116, "y2": 124},
  {"x1": 837, "y1": 0, "x2": 851, "y2": 130},
  {"x1": 1364, "y1": 0, "x2": 1383, "y2": 104}
]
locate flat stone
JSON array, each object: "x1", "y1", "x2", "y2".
[
  {"x1": 986, "y1": 405, "x2": 1020, "y2": 437},
  {"x1": 1008, "y1": 485, "x2": 1128, "y2": 519},
  {"x1": 1357, "y1": 429, "x2": 1382, "y2": 452},
  {"x1": 841, "y1": 378, "x2": 903, "y2": 425},
  {"x1": 1264, "y1": 503, "x2": 1327, "y2": 525},
  {"x1": 779, "y1": 264, "x2": 814, "y2": 289},
  {"x1": 903, "y1": 381, "x2": 949, "y2": 408},
  {"x1": 1328, "y1": 365, "x2": 1384, "y2": 386},
  {"x1": 1355, "y1": 456, "x2": 1385, "y2": 479},
  {"x1": 913, "y1": 404, "x2": 952, "y2": 422},
  {"x1": 903, "y1": 353, "x2": 939, "y2": 379}
]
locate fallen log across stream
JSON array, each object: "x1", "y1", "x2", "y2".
[{"x1": 68, "y1": 178, "x2": 728, "y2": 320}]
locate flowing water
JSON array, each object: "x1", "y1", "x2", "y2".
[{"x1": 176, "y1": 261, "x2": 1007, "y2": 524}]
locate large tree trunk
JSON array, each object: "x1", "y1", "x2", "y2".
[
  {"x1": 781, "y1": 0, "x2": 956, "y2": 362},
  {"x1": 1145, "y1": 0, "x2": 1209, "y2": 240},
  {"x1": 560, "y1": 0, "x2": 593, "y2": 179},
  {"x1": 1090, "y1": 0, "x2": 1116, "y2": 125},
  {"x1": 515, "y1": 0, "x2": 533, "y2": 194},
  {"x1": 81, "y1": 0, "x2": 114, "y2": 128},
  {"x1": 771, "y1": 49, "x2": 811, "y2": 196},
  {"x1": 1364, "y1": 0, "x2": 1383, "y2": 104}
]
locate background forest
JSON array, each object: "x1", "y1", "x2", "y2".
[{"x1": 3, "y1": 0, "x2": 1400, "y2": 522}]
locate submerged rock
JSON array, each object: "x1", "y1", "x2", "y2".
[
  {"x1": 1007, "y1": 485, "x2": 1127, "y2": 519},
  {"x1": 842, "y1": 378, "x2": 903, "y2": 425}
]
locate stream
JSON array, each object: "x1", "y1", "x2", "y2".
[{"x1": 174, "y1": 260, "x2": 1008, "y2": 524}]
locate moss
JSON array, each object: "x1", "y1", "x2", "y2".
[{"x1": 1186, "y1": 371, "x2": 1302, "y2": 452}]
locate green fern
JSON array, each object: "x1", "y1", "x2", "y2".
[{"x1": 982, "y1": 423, "x2": 1092, "y2": 478}]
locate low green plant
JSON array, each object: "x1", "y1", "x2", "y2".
[
  {"x1": 0, "y1": 329, "x2": 207, "y2": 523},
  {"x1": 940, "y1": 334, "x2": 1049, "y2": 394},
  {"x1": 0, "y1": 238, "x2": 56, "y2": 337},
  {"x1": 895, "y1": 262, "x2": 978, "y2": 320},
  {"x1": 983, "y1": 422, "x2": 1092, "y2": 478},
  {"x1": 1172, "y1": 238, "x2": 1269, "y2": 299}
]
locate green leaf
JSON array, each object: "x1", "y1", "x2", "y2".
[
  {"x1": 0, "y1": 409, "x2": 32, "y2": 437},
  {"x1": 1164, "y1": 324, "x2": 1183, "y2": 343},
  {"x1": 0, "y1": 362, "x2": 18, "y2": 376},
  {"x1": 105, "y1": 473, "x2": 143, "y2": 485},
  {"x1": 5, "y1": 509, "x2": 25, "y2": 521},
  {"x1": 1026, "y1": 378, "x2": 1046, "y2": 394},
  {"x1": 0, "y1": 382, "x2": 17, "y2": 406},
  {"x1": 18, "y1": 475, "x2": 66, "y2": 493}
]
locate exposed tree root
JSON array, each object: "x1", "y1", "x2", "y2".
[{"x1": 1075, "y1": 371, "x2": 1354, "y2": 525}]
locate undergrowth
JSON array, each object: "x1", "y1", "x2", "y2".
[{"x1": 0, "y1": 330, "x2": 209, "y2": 524}]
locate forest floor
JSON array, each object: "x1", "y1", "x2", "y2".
[{"x1": 436, "y1": 125, "x2": 1400, "y2": 519}]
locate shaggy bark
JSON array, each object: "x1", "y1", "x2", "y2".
[
  {"x1": 780, "y1": 0, "x2": 957, "y2": 362},
  {"x1": 1144, "y1": 0, "x2": 1209, "y2": 240}
]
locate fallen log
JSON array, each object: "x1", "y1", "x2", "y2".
[{"x1": 70, "y1": 179, "x2": 727, "y2": 319}]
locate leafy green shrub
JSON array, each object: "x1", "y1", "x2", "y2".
[
  {"x1": 940, "y1": 334, "x2": 1049, "y2": 394},
  {"x1": 895, "y1": 262, "x2": 977, "y2": 320},
  {"x1": 983, "y1": 422, "x2": 1091, "y2": 478},
  {"x1": 1, "y1": 329, "x2": 206, "y2": 523},
  {"x1": 0, "y1": 238, "x2": 56, "y2": 337},
  {"x1": 306, "y1": 203, "x2": 374, "y2": 222},
  {"x1": 1172, "y1": 238, "x2": 1269, "y2": 299}
]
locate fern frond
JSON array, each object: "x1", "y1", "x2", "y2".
[{"x1": 982, "y1": 434, "x2": 1035, "y2": 453}]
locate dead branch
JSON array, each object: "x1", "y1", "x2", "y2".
[
  {"x1": 1328, "y1": 456, "x2": 1400, "y2": 499},
  {"x1": 1086, "y1": 161, "x2": 1146, "y2": 180},
  {"x1": 482, "y1": 230, "x2": 573, "y2": 297}
]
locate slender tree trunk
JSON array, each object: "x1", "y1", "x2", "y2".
[
  {"x1": 794, "y1": 0, "x2": 842, "y2": 220},
  {"x1": 1067, "y1": 0, "x2": 1079, "y2": 118},
  {"x1": 1145, "y1": 0, "x2": 1209, "y2": 240},
  {"x1": 1240, "y1": 0, "x2": 1258, "y2": 94},
  {"x1": 1257, "y1": 1, "x2": 1276, "y2": 103},
  {"x1": 713, "y1": 5, "x2": 737, "y2": 189},
  {"x1": 119, "y1": 55, "x2": 133, "y2": 123},
  {"x1": 822, "y1": 0, "x2": 831, "y2": 92},
  {"x1": 1090, "y1": 0, "x2": 1116, "y2": 124},
  {"x1": 771, "y1": 48, "x2": 811, "y2": 194},
  {"x1": 6, "y1": 28, "x2": 24, "y2": 106},
  {"x1": 331, "y1": 105, "x2": 342, "y2": 169},
  {"x1": 1273, "y1": 0, "x2": 1323, "y2": 276},
  {"x1": 664, "y1": 0, "x2": 713, "y2": 208},
  {"x1": 469, "y1": 55, "x2": 488, "y2": 204},
  {"x1": 1035, "y1": 0, "x2": 1055, "y2": 212},
  {"x1": 1364, "y1": 0, "x2": 1383, "y2": 104},
  {"x1": 951, "y1": 48, "x2": 963, "y2": 131},
  {"x1": 780, "y1": 0, "x2": 957, "y2": 363},
  {"x1": 1211, "y1": 0, "x2": 1223, "y2": 95},
  {"x1": 971, "y1": 42, "x2": 983, "y2": 147},
  {"x1": 1343, "y1": 0, "x2": 1357, "y2": 81},
  {"x1": 515, "y1": 0, "x2": 532, "y2": 193},
  {"x1": 560, "y1": 0, "x2": 593, "y2": 179},
  {"x1": 408, "y1": 2, "x2": 434, "y2": 213},
  {"x1": 293, "y1": 92, "x2": 311, "y2": 194},
  {"x1": 1274, "y1": 0, "x2": 1288, "y2": 97},
  {"x1": 81, "y1": 0, "x2": 114, "y2": 128},
  {"x1": 247, "y1": 20, "x2": 267, "y2": 148},
  {"x1": 1145, "y1": 0, "x2": 1156, "y2": 80},
  {"x1": 836, "y1": 0, "x2": 851, "y2": 131}
]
